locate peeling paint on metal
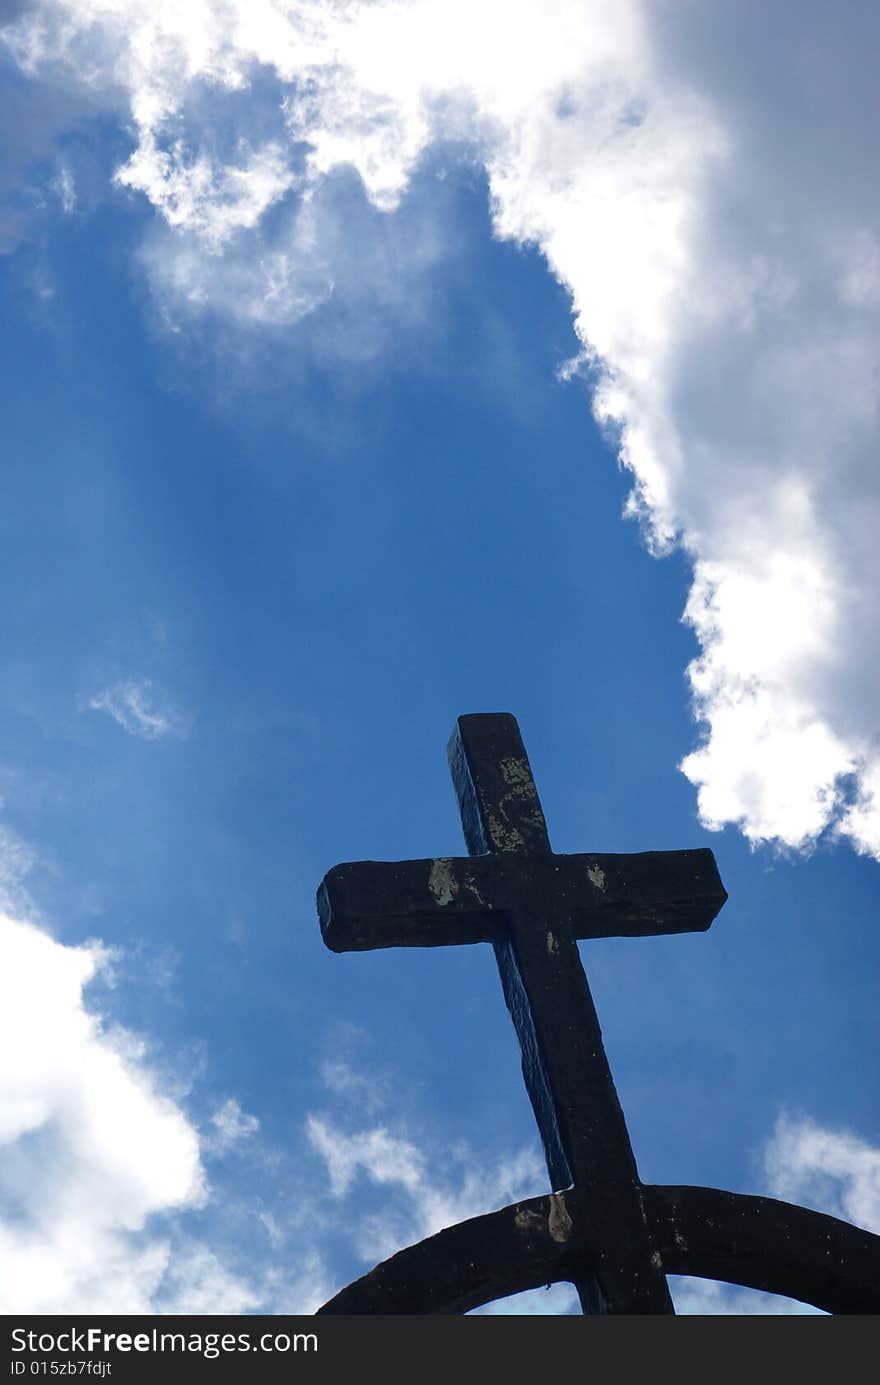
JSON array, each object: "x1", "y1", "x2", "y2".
[
  {"x1": 428, "y1": 858, "x2": 458, "y2": 906},
  {"x1": 485, "y1": 756, "x2": 546, "y2": 850},
  {"x1": 650, "y1": 1250, "x2": 664, "y2": 1271},
  {"x1": 499, "y1": 756, "x2": 533, "y2": 789},
  {"x1": 548, "y1": 1192, "x2": 572, "y2": 1243},
  {"x1": 486, "y1": 811, "x2": 526, "y2": 853},
  {"x1": 514, "y1": 1208, "x2": 544, "y2": 1236},
  {"x1": 587, "y1": 863, "x2": 606, "y2": 891},
  {"x1": 465, "y1": 873, "x2": 488, "y2": 907},
  {"x1": 546, "y1": 930, "x2": 558, "y2": 957}
]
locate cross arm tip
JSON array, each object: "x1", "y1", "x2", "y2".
[
  {"x1": 446, "y1": 711, "x2": 520, "y2": 757},
  {"x1": 316, "y1": 857, "x2": 498, "y2": 953},
  {"x1": 447, "y1": 712, "x2": 550, "y2": 857}
]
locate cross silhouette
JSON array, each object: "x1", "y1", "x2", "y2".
[{"x1": 318, "y1": 713, "x2": 728, "y2": 1313}]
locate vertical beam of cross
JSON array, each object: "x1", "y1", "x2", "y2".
[{"x1": 448, "y1": 714, "x2": 674, "y2": 1313}]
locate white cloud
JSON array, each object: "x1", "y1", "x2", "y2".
[
  {"x1": 0, "y1": 904, "x2": 320, "y2": 1313},
  {"x1": 0, "y1": 810, "x2": 289, "y2": 1315},
  {"x1": 87, "y1": 678, "x2": 182, "y2": 740},
  {"x1": 118, "y1": 136, "x2": 296, "y2": 248},
  {"x1": 5, "y1": 0, "x2": 880, "y2": 857},
  {"x1": 764, "y1": 1112, "x2": 880, "y2": 1235},
  {"x1": 0, "y1": 808, "x2": 329, "y2": 1315},
  {"x1": 0, "y1": 909, "x2": 205, "y2": 1311}
]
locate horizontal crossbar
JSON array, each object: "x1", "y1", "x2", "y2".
[{"x1": 318, "y1": 849, "x2": 727, "y2": 952}]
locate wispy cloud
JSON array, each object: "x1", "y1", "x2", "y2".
[
  {"x1": 208, "y1": 1097, "x2": 260, "y2": 1153},
  {"x1": 86, "y1": 678, "x2": 182, "y2": 741},
  {"x1": 307, "y1": 1112, "x2": 546, "y2": 1267},
  {"x1": 318, "y1": 1057, "x2": 392, "y2": 1120},
  {"x1": 764, "y1": 1112, "x2": 880, "y2": 1234},
  {"x1": 51, "y1": 163, "x2": 75, "y2": 213},
  {"x1": 304, "y1": 1094, "x2": 864, "y2": 1314},
  {"x1": 669, "y1": 1112, "x2": 880, "y2": 1315},
  {"x1": 6, "y1": 0, "x2": 879, "y2": 856},
  {"x1": 0, "y1": 820, "x2": 36, "y2": 916}
]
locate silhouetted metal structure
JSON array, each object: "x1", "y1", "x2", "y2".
[{"x1": 315, "y1": 714, "x2": 880, "y2": 1314}]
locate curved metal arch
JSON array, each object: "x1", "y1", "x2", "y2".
[{"x1": 316, "y1": 1184, "x2": 880, "y2": 1315}]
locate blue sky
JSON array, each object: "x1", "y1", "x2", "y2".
[{"x1": 0, "y1": 0, "x2": 878, "y2": 1315}]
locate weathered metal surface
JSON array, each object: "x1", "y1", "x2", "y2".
[
  {"x1": 318, "y1": 714, "x2": 729, "y2": 1313},
  {"x1": 317, "y1": 1191, "x2": 587, "y2": 1316},
  {"x1": 645, "y1": 1185, "x2": 880, "y2": 1314},
  {"x1": 449, "y1": 714, "x2": 674, "y2": 1313},
  {"x1": 318, "y1": 849, "x2": 726, "y2": 952},
  {"x1": 316, "y1": 1184, "x2": 880, "y2": 1316},
  {"x1": 315, "y1": 713, "x2": 877, "y2": 1315}
]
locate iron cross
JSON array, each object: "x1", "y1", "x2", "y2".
[{"x1": 318, "y1": 713, "x2": 728, "y2": 1313}]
